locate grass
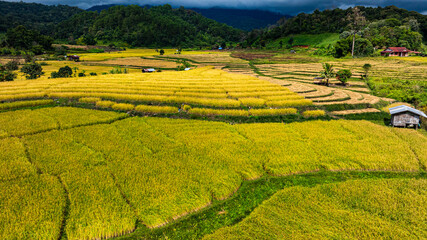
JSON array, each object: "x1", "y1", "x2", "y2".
[
  {"x1": 0, "y1": 174, "x2": 66, "y2": 240},
  {"x1": 2, "y1": 48, "x2": 427, "y2": 240},
  {"x1": 2, "y1": 108, "x2": 427, "y2": 239},
  {"x1": 0, "y1": 107, "x2": 127, "y2": 137},
  {"x1": 0, "y1": 99, "x2": 54, "y2": 111},
  {"x1": 135, "y1": 105, "x2": 179, "y2": 114},
  {"x1": 302, "y1": 110, "x2": 325, "y2": 117},
  {"x1": 205, "y1": 177, "x2": 427, "y2": 240},
  {"x1": 1, "y1": 67, "x2": 312, "y2": 114},
  {"x1": 267, "y1": 33, "x2": 340, "y2": 48},
  {"x1": 112, "y1": 103, "x2": 135, "y2": 111},
  {"x1": 115, "y1": 171, "x2": 425, "y2": 240},
  {"x1": 24, "y1": 131, "x2": 137, "y2": 239},
  {"x1": 0, "y1": 137, "x2": 36, "y2": 181},
  {"x1": 96, "y1": 100, "x2": 116, "y2": 108},
  {"x1": 78, "y1": 97, "x2": 102, "y2": 103}
]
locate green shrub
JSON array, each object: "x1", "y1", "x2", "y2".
[
  {"x1": 336, "y1": 69, "x2": 352, "y2": 85},
  {"x1": 0, "y1": 64, "x2": 17, "y2": 82},
  {"x1": 51, "y1": 66, "x2": 72, "y2": 79},
  {"x1": 5, "y1": 61, "x2": 19, "y2": 71}
]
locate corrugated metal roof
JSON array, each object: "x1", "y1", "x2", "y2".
[
  {"x1": 381, "y1": 47, "x2": 410, "y2": 53},
  {"x1": 389, "y1": 105, "x2": 427, "y2": 118}
]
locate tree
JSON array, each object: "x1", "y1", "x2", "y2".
[
  {"x1": 73, "y1": 67, "x2": 79, "y2": 77},
  {"x1": 0, "y1": 64, "x2": 17, "y2": 82},
  {"x1": 59, "y1": 66, "x2": 73, "y2": 77},
  {"x1": 177, "y1": 60, "x2": 191, "y2": 71},
  {"x1": 82, "y1": 34, "x2": 97, "y2": 45},
  {"x1": 20, "y1": 62, "x2": 43, "y2": 79},
  {"x1": 159, "y1": 49, "x2": 165, "y2": 55},
  {"x1": 5, "y1": 25, "x2": 53, "y2": 52},
  {"x1": 336, "y1": 69, "x2": 352, "y2": 85},
  {"x1": 333, "y1": 37, "x2": 352, "y2": 58},
  {"x1": 5, "y1": 60, "x2": 19, "y2": 71},
  {"x1": 288, "y1": 36, "x2": 294, "y2": 46},
  {"x1": 320, "y1": 63, "x2": 335, "y2": 86},
  {"x1": 353, "y1": 38, "x2": 374, "y2": 57},
  {"x1": 50, "y1": 66, "x2": 72, "y2": 78},
  {"x1": 346, "y1": 7, "x2": 367, "y2": 58},
  {"x1": 362, "y1": 63, "x2": 372, "y2": 79}
]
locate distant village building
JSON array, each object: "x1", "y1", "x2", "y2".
[
  {"x1": 66, "y1": 55, "x2": 80, "y2": 61},
  {"x1": 381, "y1": 47, "x2": 410, "y2": 57},
  {"x1": 389, "y1": 105, "x2": 427, "y2": 129}
]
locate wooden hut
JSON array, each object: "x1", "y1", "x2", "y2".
[{"x1": 389, "y1": 105, "x2": 427, "y2": 129}]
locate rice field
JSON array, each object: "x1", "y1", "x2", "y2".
[
  {"x1": 101, "y1": 57, "x2": 179, "y2": 68},
  {"x1": 1, "y1": 50, "x2": 426, "y2": 240},
  {"x1": 0, "y1": 67, "x2": 314, "y2": 116},
  {"x1": 78, "y1": 49, "x2": 210, "y2": 61},
  {"x1": 204, "y1": 178, "x2": 427, "y2": 240},
  {"x1": 1, "y1": 107, "x2": 426, "y2": 239}
]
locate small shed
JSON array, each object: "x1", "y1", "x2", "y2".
[
  {"x1": 389, "y1": 105, "x2": 427, "y2": 129},
  {"x1": 67, "y1": 55, "x2": 80, "y2": 61}
]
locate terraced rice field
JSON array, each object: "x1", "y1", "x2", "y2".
[
  {"x1": 100, "y1": 57, "x2": 179, "y2": 68},
  {"x1": 1, "y1": 67, "x2": 314, "y2": 116},
  {"x1": 1, "y1": 107, "x2": 426, "y2": 239},
  {"x1": 205, "y1": 178, "x2": 427, "y2": 240},
  {"x1": 1, "y1": 50, "x2": 426, "y2": 240},
  {"x1": 77, "y1": 49, "x2": 210, "y2": 61}
]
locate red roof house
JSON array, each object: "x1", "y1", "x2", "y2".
[{"x1": 381, "y1": 47, "x2": 410, "y2": 57}]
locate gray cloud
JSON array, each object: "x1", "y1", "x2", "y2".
[{"x1": 4, "y1": 0, "x2": 427, "y2": 14}]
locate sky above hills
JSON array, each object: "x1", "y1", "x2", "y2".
[{"x1": 4, "y1": 0, "x2": 427, "y2": 15}]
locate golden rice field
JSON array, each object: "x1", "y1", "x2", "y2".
[
  {"x1": 204, "y1": 178, "x2": 427, "y2": 240},
  {"x1": 78, "y1": 49, "x2": 210, "y2": 61},
  {"x1": 1, "y1": 50, "x2": 426, "y2": 240},
  {"x1": 1, "y1": 107, "x2": 426, "y2": 239},
  {"x1": 1, "y1": 67, "x2": 314, "y2": 113},
  {"x1": 256, "y1": 57, "x2": 427, "y2": 85},
  {"x1": 101, "y1": 57, "x2": 179, "y2": 68}
]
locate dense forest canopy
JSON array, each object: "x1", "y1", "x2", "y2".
[
  {"x1": 55, "y1": 5, "x2": 244, "y2": 48},
  {"x1": 1, "y1": 1, "x2": 426, "y2": 52},
  {"x1": 0, "y1": 1, "x2": 83, "y2": 35},
  {"x1": 253, "y1": 6, "x2": 427, "y2": 46},
  {"x1": 88, "y1": 5, "x2": 286, "y2": 31}
]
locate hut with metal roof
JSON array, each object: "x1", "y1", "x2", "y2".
[
  {"x1": 381, "y1": 47, "x2": 410, "y2": 57},
  {"x1": 389, "y1": 105, "x2": 427, "y2": 129}
]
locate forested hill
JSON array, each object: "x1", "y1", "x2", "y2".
[
  {"x1": 0, "y1": 1, "x2": 83, "y2": 35},
  {"x1": 55, "y1": 5, "x2": 244, "y2": 48},
  {"x1": 86, "y1": 4, "x2": 122, "y2": 12},
  {"x1": 189, "y1": 8, "x2": 287, "y2": 31},
  {"x1": 256, "y1": 6, "x2": 427, "y2": 43},
  {"x1": 87, "y1": 4, "x2": 286, "y2": 31}
]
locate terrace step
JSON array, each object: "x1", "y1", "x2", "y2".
[{"x1": 331, "y1": 108, "x2": 381, "y2": 115}]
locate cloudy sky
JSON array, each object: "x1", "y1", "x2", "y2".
[{"x1": 5, "y1": 0, "x2": 427, "y2": 14}]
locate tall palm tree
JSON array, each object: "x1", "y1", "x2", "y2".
[{"x1": 320, "y1": 63, "x2": 335, "y2": 86}]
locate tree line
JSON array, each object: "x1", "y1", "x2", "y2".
[{"x1": 247, "y1": 5, "x2": 426, "y2": 54}]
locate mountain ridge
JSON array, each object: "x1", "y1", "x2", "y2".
[{"x1": 86, "y1": 4, "x2": 289, "y2": 31}]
